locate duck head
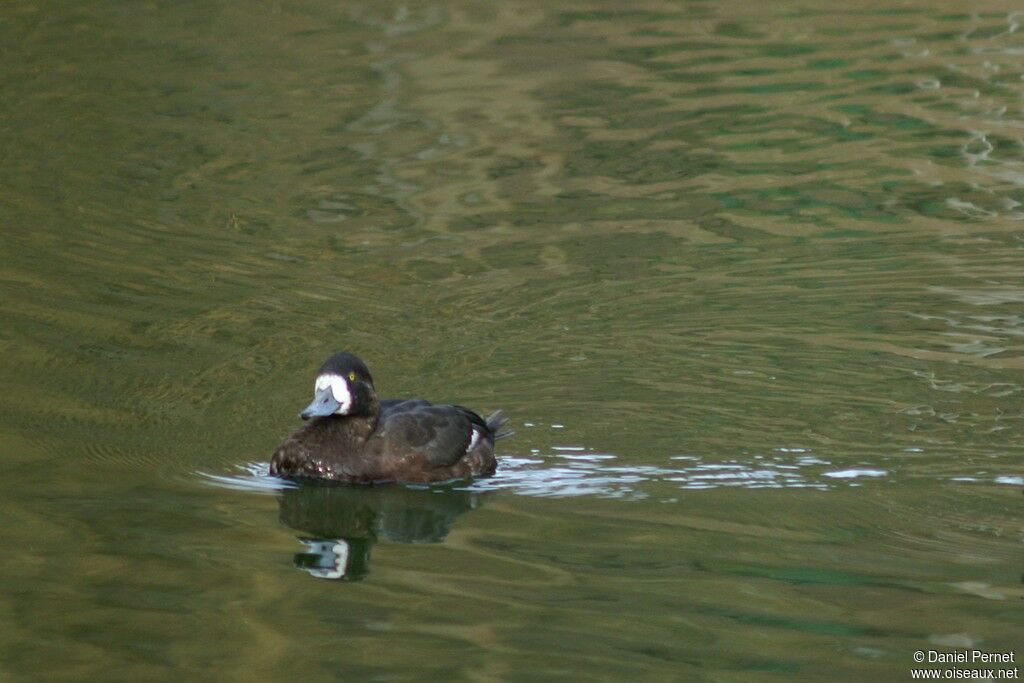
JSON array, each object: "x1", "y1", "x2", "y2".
[{"x1": 300, "y1": 352, "x2": 376, "y2": 420}]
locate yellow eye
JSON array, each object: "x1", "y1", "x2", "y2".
[{"x1": 348, "y1": 371, "x2": 357, "y2": 381}]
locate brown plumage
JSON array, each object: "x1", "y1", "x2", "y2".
[{"x1": 269, "y1": 353, "x2": 510, "y2": 484}]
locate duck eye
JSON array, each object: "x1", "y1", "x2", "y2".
[{"x1": 348, "y1": 371, "x2": 357, "y2": 382}]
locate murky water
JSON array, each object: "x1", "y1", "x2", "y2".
[{"x1": 2, "y1": 1, "x2": 1022, "y2": 680}]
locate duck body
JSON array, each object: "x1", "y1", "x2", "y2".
[{"x1": 269, "y1": 353, "x2": 509, "y2": 484}]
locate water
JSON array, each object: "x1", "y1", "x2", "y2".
[{"x1": 1, "y1": 1, "x2": 1022, "y2": 679}]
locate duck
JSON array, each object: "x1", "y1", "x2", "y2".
[{"x1": 269, "y1": 352, "x2": 510, "y2": 484}]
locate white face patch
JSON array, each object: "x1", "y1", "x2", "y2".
[
  {"x1": 299, "y1": 539, "x2": 350, "y2": 580},
  {"x1": 315, "y1": 373, "x2": 353, "y2": 414}
]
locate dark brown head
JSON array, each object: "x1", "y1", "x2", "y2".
[{"x1": 299, "y1": 352, "x2": 377, "y2": 420}]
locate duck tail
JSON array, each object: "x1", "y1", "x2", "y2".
[{"x1": 485, "y1": 410, "x2": 514, "y2": 441}]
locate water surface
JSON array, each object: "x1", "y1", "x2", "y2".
[{"x1": 1, "y1": 1, "x2": 1022, "y2": 680}]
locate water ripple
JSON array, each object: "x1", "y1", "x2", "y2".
[{"x1": 200, "y1": 449, "x2": 1023, "y2": 500}]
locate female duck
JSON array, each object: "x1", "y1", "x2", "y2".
[{"x1": 270, "y1": 352, "x2": 509, "y2": 483}]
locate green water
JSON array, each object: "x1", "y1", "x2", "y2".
[{"x1": 1, "y1": 1, "x2": 1022, "y2": 680}]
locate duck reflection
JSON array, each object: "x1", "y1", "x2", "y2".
[{"x1": 278, "y1": 483, "x2": 484, "y2": 580}]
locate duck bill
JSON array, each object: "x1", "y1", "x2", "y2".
[{"x1": 300, "y1": 387, "x2": 341, "y2": 420}]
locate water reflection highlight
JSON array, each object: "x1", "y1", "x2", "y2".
[{"x1": 280, "y1": 483, "x2": 483, "y2": 580}]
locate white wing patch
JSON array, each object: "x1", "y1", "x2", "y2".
[
  {"x1": 315, "y1": 373, "x2": 353, "y2": 414},
  {"x1": 466, "y1": 426, "x2": 481, "y2": 454}
]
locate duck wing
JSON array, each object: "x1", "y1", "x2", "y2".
[
  {"x1": 378, "y1": 403, "x2": 487, "y2": 469},
  {"x1": 379, "y1": 398, "x2": 432, "y2": 417}
]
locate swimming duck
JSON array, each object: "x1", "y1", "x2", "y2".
[{"x1": 269, "y1": 352, "x2": 510, "y2": 483}]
